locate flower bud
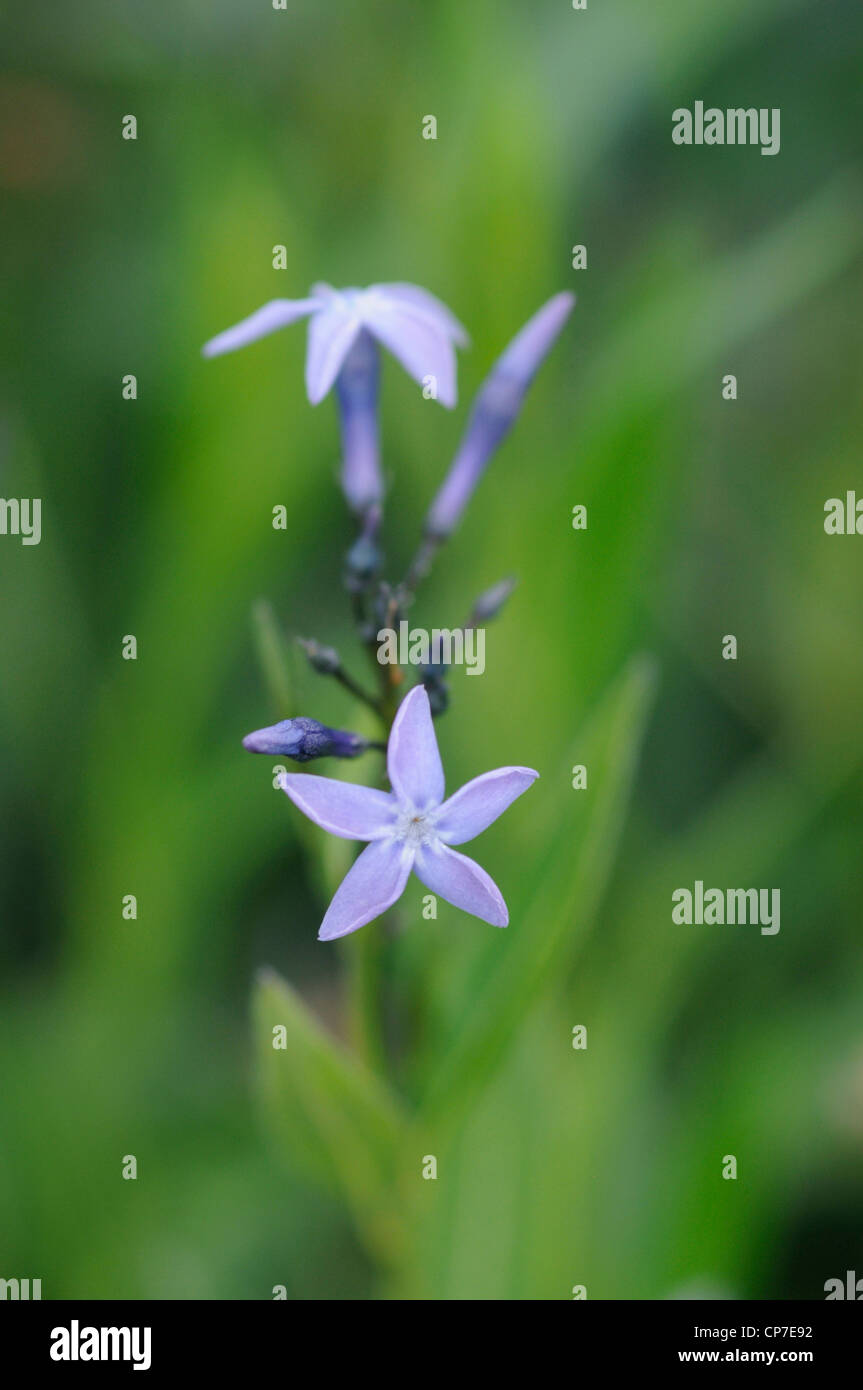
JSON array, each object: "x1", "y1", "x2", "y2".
[
  {"x1": 297, "y1": 639, "x2": 341, "y2": 676},
  {"x1": 469, "y1": 575, "x2": 517, "y2": 624},
  {"x1": 242, "y1": 717, "x2": 367, "y2": 762},
  {"x1": 424, "y1": 293, "x2": 574, "y2": 538},
  {"x1": 344, "y1": 505, "x2": 383, "y2": 591},
  {"x1": 419, "y1": 668, "x2": 450, "y2": 715}
]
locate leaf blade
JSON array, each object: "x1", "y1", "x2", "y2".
[
  {"x1": 253, "y1": 967, "x2": 406, "y2": 1263},
  {"x1": 418, "y1": 655, "x2": 657, "y2": 1134}
]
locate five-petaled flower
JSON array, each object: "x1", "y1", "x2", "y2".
[
  {"x1": 202, "y1": 281, "x2": 467, "y2": 406},
  {"x1": 280, "y1": 684, "x2": 538, "y2": 940},
  {"x1": 203, "y1": 281, "x2": 467, "y2": 512}
]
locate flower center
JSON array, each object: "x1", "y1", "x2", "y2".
[{"x1": 395, "y1": 807, "x2": 437, "y2": 847}]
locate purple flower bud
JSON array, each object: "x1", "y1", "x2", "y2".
[
  {"x1": 344, "y1": 503, "x2": 382, "y2": 592},
  {"x1": 424, "y1": 292, "x2": 575, "y2": 538},
  {"x1": 419, "y1": 668, "x2": 450, "y2": 715},
  {"x1": 470, "y1": 575, "x2": 517, "y2": 624},
  {"x1": 335, "y1": 330, "x2": 383, "y2": 514},
  {"x1": 344, "y1": 531, "x2": 383, "y2": 590},
  {"x1": 242, "y1": 717, "x2": 367, "y2": 762},
  {"x1": 297, "y1": 639, "x2": 342, "y2": 676}
]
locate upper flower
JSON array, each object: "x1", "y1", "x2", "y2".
[
  {"x1": 202, "y1": 281, "x2": 468, "y2": 408},
  {"x1": 280, "y1": 684, "x2": 538, "y2": 940}
]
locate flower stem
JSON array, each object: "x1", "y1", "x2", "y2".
[
  {"x1": 331, "y1": 665, "x2": 386, "y2": 720},
  {"x1": 403, "y1": 532, "x2": 443, "y2": 592}
]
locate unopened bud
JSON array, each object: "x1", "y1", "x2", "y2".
[
  {"x1": 424, "y1": 293, "x2": 574, "y2": 538},
  {"x1": 242, "y1": 717, "x2": 367, "y2": 762},
  {"x1": 297, "y1": 639, "x2": 342, "y2": 676},
  {"x1": 344, "y1": 533, "x2": 383, "y2": 590},
  {"x1": 470, "y1": 575, "x2": 517, "y2": 624},
  {"x1": 419, "y1": 668, "x2": 450, "y2": 716}
]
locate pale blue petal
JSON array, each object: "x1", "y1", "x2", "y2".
[
  {"x1": 202, "y1": 298, "x2": 319, "y2": 358},
  {"x1": 281, "y1": 773, "x2": 397, "y2": 840},
  {"x1": 318, "y1": 838, "x2": 413, "y2": 940},
  {"x1": 413, "y1": 841, "x2": 508, "y2": 927},
  {"x1": 360, "y1": 296, "x2": 458, "y2": 407},
  {"x1": 387, "y1": 685, "x2": 445, "y2": 810},
  {"x1": 305, "y1": 306, "x2": 362, "y2": 404},
  {"x1": 370, "y1": 282, "x2": 469, "y2": 347},
  {"x1": 435, "y1": 766, "x2": 539, "y2": 845}
]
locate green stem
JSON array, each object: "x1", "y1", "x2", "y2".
[
  {"x1": 403, "y1": 532, "x2": 443, "y2": 592},
  {"x1": 331, "y1": 665, "x2": 386, "y2": 721}
]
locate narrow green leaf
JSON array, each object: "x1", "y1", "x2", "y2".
[
  {"x1": 252, "y1": 967, "x2": 406, "y2": 1264},
  {"x1": 419, "y1": 654, "x2": 657, "y2": 1134},
  {"x1": 251, "y1": 597, "x2": 294, "y2": 717}
]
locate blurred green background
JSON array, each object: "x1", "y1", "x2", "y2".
[{"x1": 1, "y1": 0, "x2": 862, "y2": 1300}]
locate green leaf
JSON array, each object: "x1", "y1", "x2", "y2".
[
  {"x1": 251, "y1": 597, "x2": 294, "y2": 718},
  {"x1": 418, "y1": 654, "x2": 657, "y2": 1135},
  {"x1": 252, "y1": 967, "x2": 407, "y2": 1264}
]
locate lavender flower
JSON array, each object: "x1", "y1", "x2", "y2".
[
  {"x1": 203, "y1": 282, "x2": 467, "y2": 514},
  {"x1": 280, "y1": 685, "x2": 538, "y2": 939},
  {"x1": 202, "y1": 282, "x2": 467, "y2": 402},
  {"x1": 243, "y1": 717, "x2": 368, "y2": 762},
  {"x1": 424, "y1": 292, "x2": 575, "y2": 538}
]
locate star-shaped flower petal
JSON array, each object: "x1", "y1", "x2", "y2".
[
  {"x1": 279, "y1": 685, "x2": 538, "y2": 940},
  {"x1": 202, "y1": 281, "x2": 467, "y2": 407}
]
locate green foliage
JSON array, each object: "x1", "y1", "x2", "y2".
[
  {"x1": 418, "y1": 656, "x2": 657, "y2": 1135},
  {"x1": 253, "y1": 660, "x2": 656, "y2": 1293},
  {"x1": 253, "y1": 969, "x2": 406, "y2": 1265},
  {"x1": 1, "y1": 0, "x2": 862, "y2": 1301}
]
